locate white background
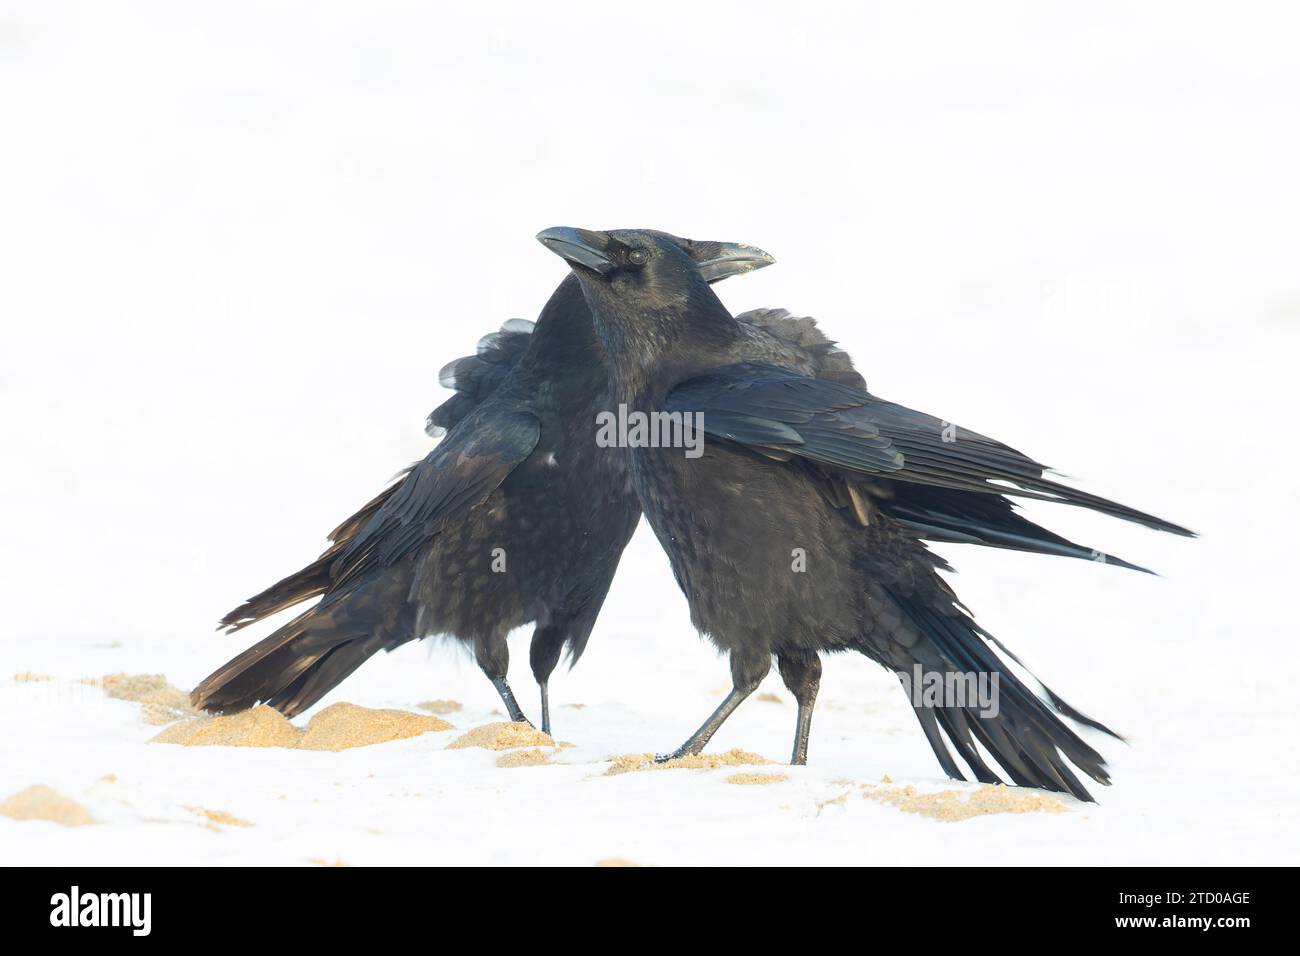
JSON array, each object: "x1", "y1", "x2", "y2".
[{"x1": 2, "y1": 1, "x2": 1297, "y2": 865}]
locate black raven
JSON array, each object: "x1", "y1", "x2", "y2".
[
  {"x1": 539, "y1": 226, "x2": 1192, "y2": 800},
  {"x1": 192, "y1": 237, "x2": 774, "y2": 731}
]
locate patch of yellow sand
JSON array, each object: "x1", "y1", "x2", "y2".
[
  {"x1": 1, "y1": 785, "x2": 93, "y2": 826},
  {"x1": 417, "y1": 699, "x2": 462, "y2": 715},
  {"x1": 595, "y1": 858, "x2": 641, "y2": 867},
  {"x1": 448, "y1": 722, "x2": 556, "y2": 751},
  {"x1": 89, "y1": 673, "x2": 200, "y2": 725},
  {"x1": 863, "y1": 783, "x2": 1067, "y2": 822},
  {"x1": 151, "y1": 705, "x2": 302, "y2": 748},
  {"x1": 754, "y1": 692, "x2": 783, "y2": 704},
  {"x1": 299, "y1": 703, "x2": 453, "y2": 751},
  {"x1": 816, "y1": 790, "x2": 853, "y2": 813},
  {"x1": 153, "y1": 703, "x2": 453, "y2": 752},
  {"x1": 185, "y1": 806, "x2": 252, "y2": 828},
  {"x1": 495, "y1": 748, "x2": 553, "y2": 768},
  {"x1": 13, "y1": 671, "x2": 52, "y2": 682},
  {"x1": 605, "y1": 748, "x2": 773, "y2": 776},
  {"x1": 308, "y1": 857, "x2": 350, "y2": 867},
  {"x1": 725, "y1": 772, "x2": 788, "y2": 786}
]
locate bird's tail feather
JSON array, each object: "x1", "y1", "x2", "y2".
[
  {"x1": 195, "y1": 571, "x2": 414, "y2": 718},
  {"x1": 218, "y1": 472, "x2": 411, "y2": 632},
  {"x1": 218, "y1": 554, "x2": 336, "y2": 633},
  {"x1": 866, "y1": 587, "x2": 1121, "y2": 802},
  {"x1": 262, "y1": 634, "x2": 389, "y2": 717},
  {"x1": 193, "y1": 606, "x2": 367, "y2": 717}
]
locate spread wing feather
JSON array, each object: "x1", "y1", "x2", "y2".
[{"x1": 666, "y1": 362, "x2": 1192, "y2": 537}]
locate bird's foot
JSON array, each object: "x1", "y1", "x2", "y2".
[{"x1": 653, "y1": 745, "x2": 700, "y2": 764}]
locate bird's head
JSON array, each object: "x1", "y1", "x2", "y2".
[
  {"x1": 537, "y1": 226, "x2": 773, "y2": 288},
  {"x1": 536, "y1": 227, "x2": 770, "y2": 381}
]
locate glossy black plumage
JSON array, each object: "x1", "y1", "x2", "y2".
[
  {"x1": 544, "y1": 227, "x2": 1191, "y2": 800},
  {"x1": 193, "y1": 277, "x2": 632, "y2": 727},
  {"x1": 194, "y1": 236, "x2": 775, "y2": 729}
]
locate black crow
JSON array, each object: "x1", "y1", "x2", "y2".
[
  {"x1": 191, "y1": 238, "x2": 774, "y2": 732},
  {"x1": 539, "y1": 226, "x2": 1192, "y2": 800}
]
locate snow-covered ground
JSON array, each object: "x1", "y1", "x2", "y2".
[{"x1": 2, "y1": 2, "x2": 1298, "y2": 865}]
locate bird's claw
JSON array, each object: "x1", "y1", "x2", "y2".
[{"x1": 653, "y1": 748, "x2": 694, "y2": 764}]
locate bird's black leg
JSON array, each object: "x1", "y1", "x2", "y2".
[
  {"x1": 538, "y1": 681, "x2": 551, "y2": 736},
  {"x1": 778, "y1": 652, "x2": 822, "y2": 766},
  {"x1": 490, "y1": 677, "x2": 529, "y2": 724},
  {"x1": 474, "y1": 631, "x2": 531, "y2": 726},
  {"x1": 655, "y1": 651, "x2": 770, "y2": 762},
  {"x1": 529, "y1": 623, "x2": 566, "y2": 737}
]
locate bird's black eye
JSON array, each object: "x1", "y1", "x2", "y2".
[{"x1": 628, "y1": 248, "x2": 649, "y2": 266}]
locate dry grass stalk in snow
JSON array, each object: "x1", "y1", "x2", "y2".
[
  {"x1": 863, "y1": 783, "x2": 1068, "y2": 822},
  {"x1": 1, "y1": 785, "x2": 93, "y2": 826},
  {"x1": 185, "y1": 806, "x2": 252, "y2": 828},
  {"x1": 12, "y1": 671, "x2": 52, "y2": 682},
  {"x1": 595, "y1": 858, "x2": 642, "y2": 867},
  {"x1": 448, "y1": 721, "x2": 556, "y2": 751}
]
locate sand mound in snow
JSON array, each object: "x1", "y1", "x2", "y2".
[
  {"x1": 448, "y1": 722, "x2": 556, "y2": 751},
  {"x1": 89, "y1": 673, "x2": 201, "y2": 725},
  {"x1": 725, "y1": 771, "x2": 788, "y2": 785},
  {"x1": 605, "y1": 748, "x2": 773, "y2": 775},
  {"x1": 299, "y1": 703, "x2": 453, "y2": 751},
  {"x1": 1, "y1": 785, "x2": 94, "y2": 826},
  {"x1": 417, "y1": 699, "x2": 462, "y2": 715},
  {"x1": 864, "y1": 783, "x2": 1067, "y2": 822},
  {"x1": 152, "y1": 703, "x2": 453, "y2": 751},
  {"x1": 495, "y1": 747, "x2": 553, "y2": 768},
  {"x1": 152, "y1": 705, "x2": 302, "y2": 748}
]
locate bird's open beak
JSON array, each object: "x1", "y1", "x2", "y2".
[
  {"x1": 537, "y1": 226, "x2": 776, "y2": 284},
  {"x1": 695, "y1": 242, "x2": 775, "y2": 283},
  {"x1": 536, "y1": 227, "x2": 616, "y2": 275}
]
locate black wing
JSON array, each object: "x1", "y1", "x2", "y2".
[
  {"x1": 330, "y1": 403, "x2": 541, "y2": 589},
  {"x1": 426, "y1": 319, "x2": 535, "y2": 436},
  {"x1": 733, "y1": 308, "x2": 866, "y2": 389},
  {"x1": 666, "y1": 362, "x2": 1193, "y2": 537},
  {"x1": 219, "y1": 465, "x2": 416, "y2": 631}
]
